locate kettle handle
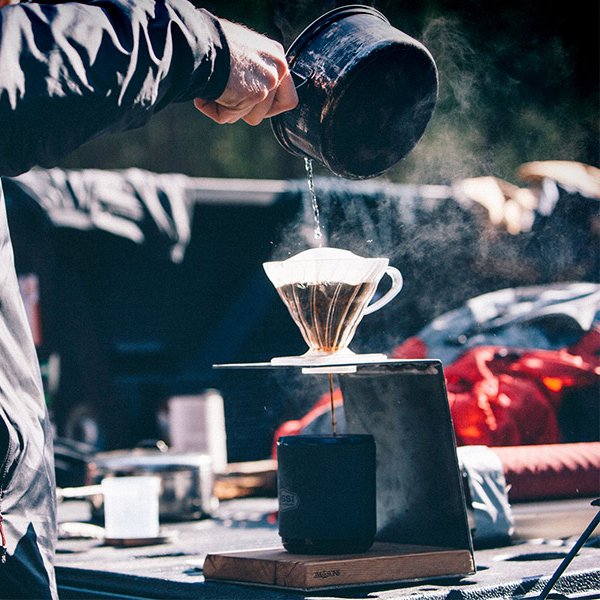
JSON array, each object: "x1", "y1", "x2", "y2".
[
  {"x1": 363, "y1": 267, "x2": 403, "y2": 315},
  {"x1": 290, "y1": 68, "x2": 312, "y2": 90}
]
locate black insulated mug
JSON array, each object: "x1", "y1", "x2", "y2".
[
  {"x1": 271, "y1": 5, "x2": 438, "y2": 180},
  {"x1": 277, "y1": 434, "x2": 376, "y2": 554}
]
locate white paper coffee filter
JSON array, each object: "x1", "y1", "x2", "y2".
[{"x1": 263, "y1": 247, "x2": 389, "y2": 287}]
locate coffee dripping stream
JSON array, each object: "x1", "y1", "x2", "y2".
[{"x1": 328, "y1": 372, "x2": 337, "y2": 435}]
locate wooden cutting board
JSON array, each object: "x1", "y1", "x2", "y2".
[{"x1": 204, "y1": 542, "x2": 475, "y2": 590}]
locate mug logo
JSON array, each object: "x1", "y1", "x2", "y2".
[{"x1": 279, "y1": 489, "x2": 299, "y2": 511}]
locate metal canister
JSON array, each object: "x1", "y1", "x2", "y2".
[{"x1": 87, "y1": 450, "x2": 218, "y2": 521}]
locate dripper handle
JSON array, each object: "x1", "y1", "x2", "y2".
[{"x1": 363, "y1": 267, "x2": 403, "y2": 315}]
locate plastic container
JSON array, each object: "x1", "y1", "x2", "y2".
[{"x1": 101, "y1": 475, "x2": 161, "y2": 539}]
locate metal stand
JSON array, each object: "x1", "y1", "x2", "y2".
[
  {"x1": 338, "y1": 360, "x2": 473, "y2": 551},
  {"x1": 213, "y1": 358, "x2": 475, "y2": 585},
  {"x1": 537, "y1": 498, "x2": 600, "y2": 599}
]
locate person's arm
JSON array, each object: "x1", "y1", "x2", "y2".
[
  {"x1": 0, "y1": 0, "x2": 231, "y2": 176},
  {"x1": 194, "y1": 19, "x2": 297, "y2": 126},
  {"x1": 0, "y1": 1, "x2": 296, "y2": 177}
]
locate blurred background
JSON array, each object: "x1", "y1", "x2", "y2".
[{"x1": 5, "y1": 0, "x2": 598, "y2": 471}]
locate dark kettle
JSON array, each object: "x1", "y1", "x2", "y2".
[{"x1": 271, "y1": 5, "x2": 438, "y2": 180}]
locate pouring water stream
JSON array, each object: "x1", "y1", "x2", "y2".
[{"x1": 304, "y1": 158, "x2": 322, "y2": 243}]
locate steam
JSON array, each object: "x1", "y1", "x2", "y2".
[
  {"x1": 423, "y1": 17, "x2": 480, "y2": 114},
  {"x1": 268, "y1": 175, "x2": 489, "y2": 355},
  {"x1": 265, "y1": 9, "x2": 583, "y2": 351},
  {"x1": 392, "y1": 16, "x2": 492, "y2": 183},
  {"x1": 398, "y1": 13, "x2": 585, "y2": 184}
]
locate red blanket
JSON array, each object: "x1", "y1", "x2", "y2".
[
  {"x1": 274, "y1": 328, "x2": 599, "y2": 450},
  {"x1": 392, "y1": 328, "x2": 600, "y2": 446}
]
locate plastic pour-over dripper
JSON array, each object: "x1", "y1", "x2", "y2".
[{"x1": 263, "y1": 248, "x2": 402, "y2": 368}]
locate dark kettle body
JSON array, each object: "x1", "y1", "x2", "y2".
[{"x1": 271, "y1": 5, "x2": 438, "y2": 180}]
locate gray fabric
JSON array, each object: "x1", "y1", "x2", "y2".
[
  {"x1": 6, "y1": 167, "x2": 198, "y2": 263},
  {"x1": 0, "y1": 186, "x2": 57, "y2": 598},
  {"x1": 415, "y1": 283, "x2": 600, "y2": 365},
  {"x1": 458, "y1": 445, "x2": 514, "y2": 545},
  {"x1": 0, "y1": 1, "x2": 230, "y2": 596}
]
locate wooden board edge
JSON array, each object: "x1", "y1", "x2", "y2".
[
  {"x1": 204, "y1": 547, "x2": 475, "y2": 591},
  {"x1": 285, "y1": 548, "x2": 475, "y2": 589}
]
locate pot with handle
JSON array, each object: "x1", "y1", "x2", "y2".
[
  {"x1": 271, "y1": 5, "x2": 438, "y2": 179},
  {"x1": 85, "y1": 449, "x2": 218, "y2": 522}
]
